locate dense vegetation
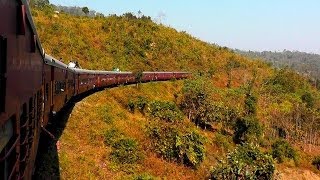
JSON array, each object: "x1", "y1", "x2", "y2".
[
  {"x1": 32, "y1": 2, "x2": 320, "y2": 179},
  {"x1": 237, "y1": 50, "x2": 320, "y2": 89}
]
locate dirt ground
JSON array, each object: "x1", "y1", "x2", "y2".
[{"x1": 279, "y1": 168, "x2": 320, "y2": 180}]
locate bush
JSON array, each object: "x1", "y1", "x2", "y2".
[
  {"x1": 179, "y1": 131, "x2": 206, "y2": 168},
  {"x1": 244, "y1": 93, "x2": 257, "y2": 116},
  {"x1": 134, "y1": 71, "x2": 143, "y2": 83},
  {"x1": 100, "y1": 106, "x2": 114, "y2": 124},
  {"x1": 214, "y1": 133, "x2": 233, "y2": 152},
  {"x1": 180, "y1": 77, "x2": 212, "y2": 119},
  {"x1": 180, "y1": 77, "x2": 240, "y2": 129},
  {"x1": 111, "y1": 138, "x2": 142, "y2": 164},
  {"x1": 192, "y1": 101, "x2": 225, "y2": 129},
  {"x1": 104, "y1": 128, "x2": 123, "y2": 146},
  {"x1": 127, "y1": 100, "x2": 135, "y2": 112},
  {"x1": 312, "y1": 156, "x2": 320, "y2": 170},
  {"x1": 148, "y1": 126, "x2": 205, "y2": 168},
  {"x1": 233, "y1": 116, "x2": 263, "y2": 144},
  {"x1": 271, "y1": 139, "x2": 297, "y2": 163},
  {"x1": 210, "y1": 144, "x2": 275, "y2": 179},
  {"x1": 136, "y1": 96, "x2": 148, "y2": 113},
  {"x1": 149, "y1": 101, "x2": 183, "y2": 123},
  {"x1": 127, "y1": 96, "x2": 148, "y2": 113},
  {"x1": 301, "y1": 92, "x2": 314, "y2": 108},
  {"x1": 266, "y1": 68, "x2": 305, "y2": 94}
]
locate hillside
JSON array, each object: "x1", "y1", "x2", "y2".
[
  {"x1": 33, "y1": 5, "x2": 320, "y2": 180},
  {"x1": 236, "y1": 50, "x2": 320, "y2": 88},
  {"x1": 32, "y1": 6, "x2": 258, "y2": 74}
]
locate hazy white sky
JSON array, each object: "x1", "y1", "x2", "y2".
[{"x1": 50, "y1": 0, "x2": 320, "y2": 54}]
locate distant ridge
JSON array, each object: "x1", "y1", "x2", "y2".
[{"x1": 236, "y1": 49, "x2": 320, "y2": 80}]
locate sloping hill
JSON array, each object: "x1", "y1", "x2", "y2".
[
  {"x1": 33, "y1": 5, "x2": 320, "y2": 179},
  {"x1": 237, "y1": 50, "x2": 320, "y2": 87},
  {"x1": 32, "y1": 7, "x2": 261, "y2": 73}
]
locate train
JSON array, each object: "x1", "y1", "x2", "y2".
[{"x1": 0, "y1": 0, "x2": 190, "y2": 179}]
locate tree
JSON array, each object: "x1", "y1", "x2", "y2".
[
  {"x1": 271, "y1": 139, "x2": 297, "y2": 163},
  {"x1": 225, "y1": 57, "x2": 241, "y2": 88},
  {"x1": 233, "y1": 116, "x2": 263, "y2": 144},
  {"x1": 30, "y1": 0, "x2": 50, "y2": 8},
  {"x1": 210, "y1": 144, "x2": 275, "y2": 179},
  {"x1": 82, "y1": 7, "x2": 89, "y2": 15},
  {"x1": 138, "y1": 10, "x2": 142, "y2": 18},
  {"x1": 180, "y1": 77, "x2": 216, "y2": 128},
  {"x1": 244, "y1": 93, "x2": 257, "y2": 116},
  {"x1": 312, "y1": 156, "x2": 320, "y2": 170},
  {"x1": 301, "y1": 92, "x2": 314, "y2": 108},
  {"x1": 316, "y1": 79, "x2": 320, "y2": 90}
]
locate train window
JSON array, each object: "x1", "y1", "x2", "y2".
[
  {"x1": 0, "y1": 119, "x2": 13, "y2": 154},
  {"x1": 30, "y1": 34, "x2": 36, "y2": 53},
  {"x1": 17, "y1": 5, "x2": 26, "y2": 35},
  {"x1": 55, "y1": 81, "x2": 66, "y2": 94},
  {"x1": 0, "y1": 115, "x2": 18, "y2": 180},
  {"x1": 0, "y1": 36, "x2": 7, "y2": 113}
]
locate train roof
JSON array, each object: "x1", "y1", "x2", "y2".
[
  {"x1": 72, "y1": 68, "x2": 132, "y2": 75},
  {"x1": 22, "y1": 0, "x2": 44, "y2": 57},
  {"x1": 44, "y1": 54, "x2": 74, "y2": 72},
  {"x1": 143, "y1": 71, "x2": 189, "y2": 74},
  {"x1": 44, "y1": 54, "x2": 135, "y2": 75}
]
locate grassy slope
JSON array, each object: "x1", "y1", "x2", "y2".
[
  {"x1": 56, "y1": 82, "x2": 218, "y2": 179},
  {"x1": 32, "y1": 7, "x2": 320, "y2": 179},
  {"x1": 32, "y1": 8, "x2": 261, "y2": 73}
]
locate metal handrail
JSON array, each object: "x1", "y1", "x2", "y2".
[
  {"x1": 0, "y1": 135, "x2": 20, "y2": 162},
  {"x1": 8, "y1": 157, "x2": 20, "y2": 180}
]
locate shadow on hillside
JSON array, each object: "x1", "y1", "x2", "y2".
[
  {"x1": 33, "y1": 88, "x2": 106, "y2": 179},
  {"x1": 33, "y1": 81, "x2": 174, "y2": 179}
]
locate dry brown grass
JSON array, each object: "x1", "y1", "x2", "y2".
[{"x1": 56, "y1": 81, "x2": 222, "y2": 179}]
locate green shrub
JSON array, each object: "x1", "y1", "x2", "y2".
[
  {"x1": 149, "y1": 101, "x2": 183, "y2": 123},
  {"x1": 100, "y1": 106, "x2": 114, "y2": 124},
  {"x1": 134, "y1": 71, "x2": 143, "y2": 83},
  {"x1": 180, "y1": 77, "x2": 212, "y2": 117},
  {"x1": 301, "y1": 92, "x2": 314, "y2": 108},
  {"x1": 191, "y1": 101, "x2": 225, "y2": 129},
  {"x1": 181, "y1": 131, "x2": 206, "y2": 167},
  {"x1": 128, "y1": 100, "x2": 135, "y2": 112},
  {"x1": 104, "y1": 128, "x2": 123, "y2": 146},
  {"x1": 233, "y1": 116, "x2": 263, "y2": 144},
  {"x1": 214, "y1": 133, "x2": 233, "y2": 152},
  {"x1": 148, "y1": 126, "x2": 205, "y2": 168},
  {"x1": 244, "y1": 93, "x2": 257, "y2": 116},
  {"x1": 111, "y1": 138, "x2": 142, "y2": 164},
  {"x1": 210, "y1": 144, "x2": 275, "y2": 179},
  {"x1": 266, "y1": 68, "x2": 305, "y2": 94},
  {"x1": 271, "y1": 139, "x2": 297, "y2": 163},
  {"x1": 136, "y1": 96, "x2": 148, "y2": 113},
  {"x1": 312, "y1": 156, "x2": 320, "y2": 170},
  {"x1": 180, "y1": 77, "x2": 240, "y2": 129},
  {"x1": 127, "y1": 96, "x2": 148, "y2": 113},
  {"x1": 316, "y1": 79, "x2": 320, "y2": 90}
]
